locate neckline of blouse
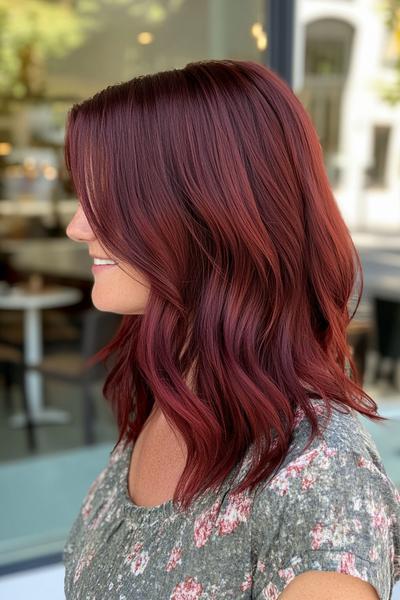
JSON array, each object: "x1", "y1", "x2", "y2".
[
  {"x1": 117, "y1": 396, "x2": 330, "y2": 521},
  {"x1": 119, "y1": 434, "x2": 250, "y2": 522}
]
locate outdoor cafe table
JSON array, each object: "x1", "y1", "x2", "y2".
[{"x1": 0, "y1": 285, "x2": 82, "y2": 427}]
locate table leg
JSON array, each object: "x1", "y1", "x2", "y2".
[
  {"x1": 24, "y1": 306, "x2": 44, "y2": 415},
  {"x1": 8, "y1": 307, "x2": 71, "y2": 427}
]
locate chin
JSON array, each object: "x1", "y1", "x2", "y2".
[
  {"x1": 91, "y1": 301, "x2": 112, "y2": 313},
  {"x1": 91, "y1": 293, "x2": 115, "y2": 313},
  {"x1": 91, "y1": 297, "x2": 143, "y2": 315}
]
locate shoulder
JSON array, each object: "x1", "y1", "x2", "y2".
[
  {"x1": 254, "y1": 399, "x2": 398, "y2": 502},
  {"x1": 250, "y1": 400, "x2": 400, "y2": 600}
]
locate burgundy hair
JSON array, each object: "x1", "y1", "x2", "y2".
[{"x1": 64, "y1": 59, "x2": 386, "y2": 512}]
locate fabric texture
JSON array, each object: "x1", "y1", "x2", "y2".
[{"x1": 63, "y1": 398, "x2": 400, "y2": 599}]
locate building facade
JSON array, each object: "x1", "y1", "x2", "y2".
[{"x1": 293, "y1": 0, "x2": 400, "y2": 231}]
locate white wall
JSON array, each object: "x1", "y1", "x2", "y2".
[{"x1": 294, "y1": 0, "x2": 400, "y2": 231}]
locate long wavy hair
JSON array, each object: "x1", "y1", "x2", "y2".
[{"x1": 64, "y1": 59, "x2": 386, "y2": 512}]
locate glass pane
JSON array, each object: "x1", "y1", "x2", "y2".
[{"x1": 0, "y1": 0, "x2": 269, "y2": 582}]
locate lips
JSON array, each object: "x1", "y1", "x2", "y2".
[{"x1": 91, "y1": 262, "x2": 117, "y2": 274}]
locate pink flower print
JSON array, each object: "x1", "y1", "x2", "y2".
[
  {"x1": 356, "y1": 456, "x2": 371, "y2": 469},
  {"x1": 278, "y1": 566, "x2": 295, "y2": 585},
  {"x1": 124, "y1": 542, "x2": 144, "y2": 566},
  {"x1": 123, "y1": 539, "x2": 149, "y2": 576},
  {"x1": 216, "y1": 491, "x2": 252, "y2": 536},
  {"x1": 318, "y1": 444, "x2": 338, "y2": 469},
  {"x1": 81, "y1": 491, "x2": 96, "y2": 521},
  {"x1": 314, "y1": 402, "x2": 329, "y2": 416},
  {"x1": 337, "y1": 552, "x2": 362, "y2": 578},
  {"x1": 73, "y1": 547, "x2": 96, "y2": 584},
  {"x1": 323, "y1": 446, "x2": 338, "y2": 457},
  {"x1": 310, "y1": 522, "x2": 330, "y2": 550},
  {"x1": 372, "y1": 504, "x2": 390, "y2": 532},
  {"x1": 270, "y1": 443, "x2": 337, "y2": 495},
  {"x1": 293, "y1": 401, "x2": 327, "y2": 428},
  {"x1": 293, "y1": 406, "x2": 306, "y2": 428},
  {"x1": 262, "y1": 582, "x2": 280, "y2": 600},
  {"x1": 170, "y1": 576, "x2": 203, "y2": 600},
  {"x1": 355, "y1": 455, "x2": 384, "y2": 480},
  {"x1": 240, "y1": 572, "x2": 253, "y2": 591},
  {"x1": 301, "y1": 474, "x2": 316, "y2": 490},
  {"x1": 166, "y1": 543, "x2": 183, "y2": 572},
  {"x1": 269, "y1": 476, "x2": 289, "y2": 496},
  {"x1": 193, "y1": 499, "x2": 221, "y2": 548},
  {"x1": 271, "y1": 437, "x2": 279, "y2": 451},
  {"x1": 352, "y1": 518, "x2": 362, "y2": 532},
  {"x1": 356, "y1": 456, "x2": 394, "y2": 490},
  {"x1": 311, "y1": 515, "x2": 354, "y2": 550},
  {"x1": 257, "y1": 559, "x2": 266, "y2": 573},
  {"x1": 369, "y1": 546, "x2": 379, "y2": 561},
  {"x1": 89, "y1": 487, "x2": 118, "y2": 530},
  {"x1": 131, "y1": 550, "x2": 150, "y2": 576},
  {"x1": 269, "y1": 448, "x2": 320, "y2": 496},
  {"x1": 285, "y1": 448, "x2": 320, "y2": 476},
  {"x1": 81, "y1": 469, "x2": 107, "y2": 521}
]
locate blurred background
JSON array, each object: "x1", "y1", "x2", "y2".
[{"x1": 0, "y1": 0, "x2": 399, "y2": 597}]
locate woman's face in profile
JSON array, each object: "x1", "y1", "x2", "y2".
[{"x1": 66, "y1": 203, "x2": 150, "y2": 314}]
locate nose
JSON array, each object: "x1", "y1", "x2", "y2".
[{"x1": 66, "y1": 203, "x2": 96, "y2": 243}]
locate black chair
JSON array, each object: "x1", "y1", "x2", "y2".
[
  {"x1": 372, "y1": 297, "x2": 400, "y2": 385},
  {"x1": 30, "y1": 308, "x2": 122, "y2": 445}
]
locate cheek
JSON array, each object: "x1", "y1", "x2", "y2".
[
  {"x1": 117, "y1": 271, "x2": 150, "y2": 303},
  {"x1": 91, "y1": 266, "x2": 150, "y2": 314}
]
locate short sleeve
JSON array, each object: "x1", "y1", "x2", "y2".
[{"x1": 251, "y1": 440, "x2": 400, "y2": 600}]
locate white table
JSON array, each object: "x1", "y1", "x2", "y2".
[{"x1": 0, "y1": 285, "x2": 82, "y2": 427}]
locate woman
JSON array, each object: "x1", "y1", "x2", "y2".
[{"x1": 63, "y1": 59, "x2": 400, "y2": 599}]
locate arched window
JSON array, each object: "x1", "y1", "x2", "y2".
[{"x1": 298, "y1": 18, "x2": 355, "y2": 186}]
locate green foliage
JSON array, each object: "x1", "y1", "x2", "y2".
[
  {"x1": 378, "y1": 0, "x2": 400, "y2": 104},
  {"x1": 0, "y1": 0, "x2": 185, "y2": 100},
  {"x1": 0, "y1": 0, "x2": 98, "y2": 98}
]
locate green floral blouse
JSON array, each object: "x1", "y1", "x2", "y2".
[{"x1": 63, "y1": 399, "x2": 400, "y2": 599}]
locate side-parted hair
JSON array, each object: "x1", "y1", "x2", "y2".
[{"x1": 64, "y1": 59, "x2": 385, "y2": 511}]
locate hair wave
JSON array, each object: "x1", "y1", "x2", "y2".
[{"x1": 64, "y1": 59, "x2": 386, "y2": 512}]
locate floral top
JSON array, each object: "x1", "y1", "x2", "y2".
[{"x1": 63, "y1": 399, "x2": 400, "y2": 599}]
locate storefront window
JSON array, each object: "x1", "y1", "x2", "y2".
[{"x1": 0, "y1": 0, "x2": 269, "y2": 581}]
